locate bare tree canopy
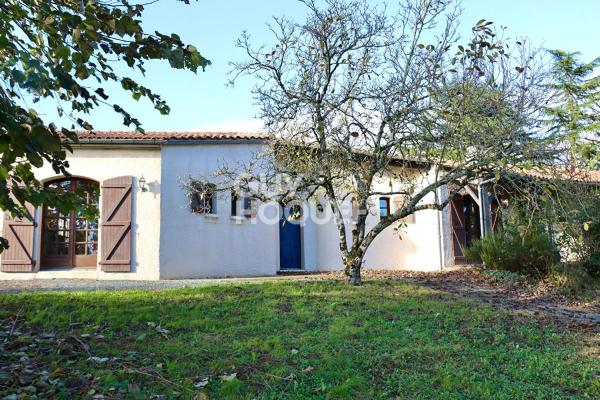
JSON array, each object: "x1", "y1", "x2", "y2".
[{"x1": 206, "y1": 0, "x2": 554, "y2": 284}]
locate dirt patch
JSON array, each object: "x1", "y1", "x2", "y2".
[{"x1": 296, "y1": 268, "x2": 600, "y2": 333}]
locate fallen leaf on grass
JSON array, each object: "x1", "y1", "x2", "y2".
[
  {"x1": 156, "y1": 326, "x2": 171, "y2": 336},
  {"x1": 194, "y1": 377, "x2": 210, "y2": 388},
  {"x1": 88, "y1": 357, "x2": 109, "y2": 363},
  {"x1": 147, "y1": 322, "x2": 171, "y2": 337},
  {"x1": 219, "y1": 372, "x2": 237, "y2": 381}
]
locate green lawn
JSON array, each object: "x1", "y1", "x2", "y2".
[{"x1": 1, "y1": 280, "x2": 598, "y2": 399}]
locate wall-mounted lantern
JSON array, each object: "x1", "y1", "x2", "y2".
[{"x1": 138, "y1": 175, "x2": 148, "y2": 192}]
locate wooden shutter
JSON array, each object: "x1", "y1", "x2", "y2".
[
  {"x1": 0, "y1": 201, "x2": 36, "y2": 272},
  {"x1": 100, "y1": 176, "x2": 133, "y2": 272},
  {"x1": 450, "y1": 195, "x2": 467, "y2": 264}
]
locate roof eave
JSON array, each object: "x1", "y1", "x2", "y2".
[
  {"x1": 163, "y1": 138, "x2": 268, "y2": 145},
  {"x1": 69, "y1": 137, "x2": 269, "y2": 147},
  {"x1": 70, "y1": 138, "x2": 164, "y2": 147}
]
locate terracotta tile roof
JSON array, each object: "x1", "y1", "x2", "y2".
[
  {"x1": 73, "y1": 131, "x2": 268, "y2": 141},
  {"x1": 70, "y1": 131, "x2": 600, "y2": 183},
  {"x1": 515, "y1": 166, "x2": 600, "y2": 184}
]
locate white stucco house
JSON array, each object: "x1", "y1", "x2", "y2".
[{"x1": 0, "y1": 131, "x2": 489, "y2": 280}]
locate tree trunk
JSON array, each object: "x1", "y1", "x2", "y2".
[
  {"x1": 349, "y1": 263, "x2": 362, "y2": 285},
  {"x1": 346, "y1": 222, "x2": 366, "y2": 285},
  {"x1": 346, "y1": 251, "x2": 364, "y2": 285},
  {"x1": 344, "y1": 263, "x2": 351, "y2": 277}
]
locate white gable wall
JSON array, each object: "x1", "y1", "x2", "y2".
[{"x1": 158, "y1": 143, "x2": 280, "y2": 278}]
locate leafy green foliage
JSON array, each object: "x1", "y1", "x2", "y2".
[
  {"x1": 479, "y1": 269, "x2": 526, "y2": 284},
  {"x1": 556, "y1": 187, "x2": 600, "y2": 276},
  {"x1": 546, "y1": 263, "x2": 600, "y2": 299},
  {"x1": 431, "y1": 82, "x2": 528, "y2": 163},
  {"x1": 1, "y1": 281, "x2": 598, "y2": 399},
  {"x1": 582, "y1": 217, "x2": 600, "y2": 275},
  {"x1": 545, "y1": 50, "x2": 600, "y2": 169},
  {"x1": 489, "y1": 174, "x2": 600, "y2": 280},
  {"x1": 0, "y1": 0, "x2": 209, "y2": 251},
  {"x1": 465, "y1": 225, "x2": 557, "y2": 278}
]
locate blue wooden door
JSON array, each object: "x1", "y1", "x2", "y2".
[{"x1": 279, "y1": 207, "x2": 301, "y2": 270}]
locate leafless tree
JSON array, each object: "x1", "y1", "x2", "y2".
[{"x1": 208, "y1": 0, "x2": 553, "y2": 284}]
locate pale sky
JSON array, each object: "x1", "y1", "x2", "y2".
[{"x1": 40, "y1": 0, "x2": 600, "y2": 133}]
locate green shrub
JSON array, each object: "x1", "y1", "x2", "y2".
[
  {"x1": 550, "y1": 186, "x2": 600, "y2": 277},
  {"x1": 546, "y1": 263, "x2": 600, "y2": 298},
  {"x1": 464, "y1": 225, "x2": 557, "y2": 278}
]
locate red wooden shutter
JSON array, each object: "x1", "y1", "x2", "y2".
[
  {"x1": 100, "y1": 176, "x2": 133, "y2": 272},
  {"x1": 450, "y1": 195, "x2": 467, "y2": 264},
  {"x1": 1, "y1": 202, "x2": 36, "y2": 272}
]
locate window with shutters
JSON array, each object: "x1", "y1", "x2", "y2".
[
  {"x1": 231, "y1": 191, "x2": 257, "y2": 220},
  {"x1": 41, "y1": 178, "x2": 99, "y2": 269},
  {"x1": 191, "y1": 183, "x2": 216, "y2": 215}
]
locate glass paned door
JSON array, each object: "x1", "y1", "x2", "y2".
[
  {"x1": 42, "y1": 178, "x2": 99, "y2": 269},
  {"x1": 463, "y1": 195, "x2": 481, "y2": 247}
]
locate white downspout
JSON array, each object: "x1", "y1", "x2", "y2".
[
  {"x1": 436, "y1": 187, "x2": 446, "y2": 271},
  {"x1": 434, "y1": 164, "x2": 447, "y2": 272}
]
